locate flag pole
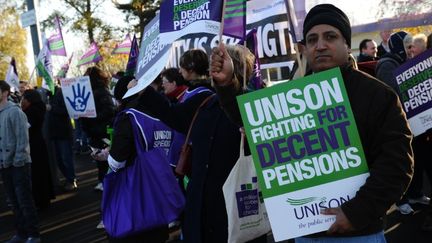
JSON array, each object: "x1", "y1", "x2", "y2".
[
  {"x1": 243, "y1": 40, "x2": 247, "y2": 90},
  {"x1": 284, "y1": 0, "x2": 304, "y2": 78},
  {"x1": 29, "y1": 65, "x2": 37, "y2": 86},
  {"x1": 218, "y1": 0, "x2": 227, "y2": 44},
  {"x1": 294, "y1": 43, "x2": 304, "y2": 77}
]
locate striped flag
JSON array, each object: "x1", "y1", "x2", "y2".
[
  {"x1": 5, "y1": 58, "x2": 20, "y2": 92},
  {"x1": 112, "y1": 34, "x2": 132, "y2": 55},
  {"x1": 36, "y1": 40, "x2": 55, "y2": 94},
  {"x1": 48, "y1": 16, "x2": 67, "y2": 56},
  {"x1": 246, "y1": 29, "x2": 264, "y2": 90},
  {"x1": 76, "y1": 42, "x2": 102, "y2": 67},
  {"x1": 223, "y1": 0, "x2": 246, "y2": 40},
  {"x1": 125, "y1": 35, "x2": 139, "y2": 77},
  {"x1": 56, "y1": 54, "x2": 73, "y2": 78}
]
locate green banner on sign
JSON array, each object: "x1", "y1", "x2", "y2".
[{"x1": 237, "y1": 68, "x2": 369, "y2": 198}]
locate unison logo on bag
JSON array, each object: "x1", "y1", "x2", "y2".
[{"x1": 236, "y1": 176, "x2": 263, "y2": 218}]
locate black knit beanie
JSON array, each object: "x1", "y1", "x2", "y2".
[
  {"x1": 303, "y1": 4, "x2": 351, "y2": 47},
  {"x1": 114, "y1": 75, "x2": 134, "y2": 101},
  {"x1": 389, "y1": 31, "x2": 408, "y2": 63}
]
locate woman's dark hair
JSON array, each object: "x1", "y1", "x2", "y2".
[
  {"x1": 84, "y1": 66, "x2": 110, "y2": 89},
  {"x1": 179, "y1": 49, "x2": 209, "y2": 76},
  {"x1": 23, "y1": 89, "x2": 43, "y2": 104},
  {"x1": 161, "y1": 68, "x2": 187, "y2": 86}
]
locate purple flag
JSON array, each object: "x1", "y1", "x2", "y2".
[
  {"x1": 246, "y1": 29, "x2": 264, "y2": 90},
  {"x1": 48, "y1": 16, "x2": 67, "y2": 56},
  {"x1": 77, "y1": 42, "x2": 102, "y2": 67},
  {"x1": 223, "y1": 0, "x2": 246, "y2": 40},
  {"x1": 159, "y1": 0, "x2": 223, "y2": 44},
  {"x1": 125, "y1": 35, "x2": 139, "y2": 77},
  {"x1": 112, "y1": 34, "x2": 132, "y2": 55}
]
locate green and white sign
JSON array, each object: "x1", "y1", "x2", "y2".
[{"x1": 237, "y1": 68, "x2": 370, "y2": 241}]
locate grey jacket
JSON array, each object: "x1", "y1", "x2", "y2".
[{"x1": 0, "y1": 101, "x2": 31, "y2": 169}]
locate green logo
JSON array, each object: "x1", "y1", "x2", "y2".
[{"x1": 286, "y1": 197, "x2": 326, "y2": 206}]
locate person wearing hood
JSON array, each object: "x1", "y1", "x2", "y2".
[
  {"x1": 377, "y1": 31, "x2": 432, "y2": 215},
  {"x1": 375, "y1": 31, "x2": 409, "y2": 91},
  {"x1": 0, "y1": 81, "x2": 41, "y2": 243}
]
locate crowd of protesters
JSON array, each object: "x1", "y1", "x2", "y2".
[{"x1": 2, "y1": 3, "x2": 432, "y2": 243}]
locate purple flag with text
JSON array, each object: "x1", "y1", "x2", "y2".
[
  {"x1": 246, "y1": 29, "x2": 264, "y2": 90},
  {"x1": 48, "y1": 16, "x2": 67, "y2": 56},
  {"x1": 112, "y1": 34, "x2": 132, "y2": 55},
  {"x1": 77, "y1": 42, "x2": 102, "y2": 67},
  {"x1": 223, "y1": 0, "x2": 246, "y2": 40},
  {"x1": 125, "y1": 35, "x2": 139, "y2": 77}
]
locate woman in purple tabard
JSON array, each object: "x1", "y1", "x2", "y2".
[{"x1": 95, "y1": 76, "x2": 171, "y2": 243}]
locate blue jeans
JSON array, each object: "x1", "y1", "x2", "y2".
[
  {"x1": 73, "y1": 119, "x2": 88, "y2": 151},
  {"x1": 53, "y1": 139, "x2": 76, "y2": 183},
  {"x1": 1, "y1": 164, "x2": 40, "y2": 237},
  {"x1": 295, "y1": 231, "x2": 386, "y2": 243}
]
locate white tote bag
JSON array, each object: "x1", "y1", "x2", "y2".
[{"x1": 223, "y1": 135, "x2": 271, "y2": 243}]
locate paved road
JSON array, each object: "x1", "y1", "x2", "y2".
[{"x1": 0, "y1": 153, "x2": 431, "y2": 243}]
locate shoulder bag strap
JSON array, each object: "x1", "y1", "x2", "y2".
[{"x1": 183, "y1": 93, "x2": 216, "y2": 145}]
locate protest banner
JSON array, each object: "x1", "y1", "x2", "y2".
[
  {"x1": 159, "y1": 0, "x2": 223, "y2": 45},
  {"x1": 395, "y1": 48, "x2": 432, "y2": 136},
  {"x1": 60, "y1": 76, "x2": 96, "y2": 119},
  {"x1": 166, "y1": 0, "x2": 296, "y2": 70},
  {"x1": 123, "y1": 13, "x2": 171, "y2": 98},
  {"x1": 246, "y1": 0, "x2": 295, "y2": 68},
  {"x1": 236, "y1": 68, "x2": 370, "y2": 241}
]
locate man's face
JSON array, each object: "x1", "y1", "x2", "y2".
[
  {"x1": 362, "y1": 41, "x2": 377, "y2": 57},
  {"x1": 411, "y1": 42, "x2": 426, "y2": 57},
  {"x1": 304, "y1": 24, "x2": 350, "y2": 72},
  {"x1": 19, "y1": 83, "x2": 28, "y2": 94}
]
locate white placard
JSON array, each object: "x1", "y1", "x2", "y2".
[{"x1": 60, "y1": 76, "x2": 96, "y2": 119}]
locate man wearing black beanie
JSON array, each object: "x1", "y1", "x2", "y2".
[
  {"x1": 209, "y1": 3, "x2": 413, "y2": 243},
  {"x1": 297, "y1": 4, "x2": 414, "y2": 243}
]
